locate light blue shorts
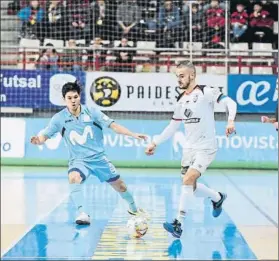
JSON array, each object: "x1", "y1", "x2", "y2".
[{"x1": 68, "y1": 155, "x2": 120, "y2": 183}]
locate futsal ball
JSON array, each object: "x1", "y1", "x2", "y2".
[
  {"x1": 90, "y1": 76, "x2": 121, "y2": 107},
  {"x1": 127, "y1": 216, "x2": 148, "y2": 239}
]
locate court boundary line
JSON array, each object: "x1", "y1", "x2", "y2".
[
  {"x1": 1, "y1": 192, "x2": 70, "y2": 257},
  {"x1": 222, "y1": 172, "x2": 278, "y2": 228}
]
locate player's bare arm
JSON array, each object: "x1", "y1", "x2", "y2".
[
  {"x1": 30, "y1": 135, "x2": 48, "y2": 145},
  {"x1": 110, "y1": 122, "x2": 147, "y2": 140},
  {"x1": 261, "y1": 116, "x2": 277, "y2": 123}
]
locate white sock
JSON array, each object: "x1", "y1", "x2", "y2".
[
  {"x1": 70, "y1": 183, "x2": 86, "y2": 214},
  {"x1": 194, "y1": 183, "x2": 221, "y2": 202},
  {"x1": 177, "y1": 185, "x2": 194, "y2": 223}
]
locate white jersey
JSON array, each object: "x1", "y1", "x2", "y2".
[{"x1": 173, "y1": 85, "x2": 223, "y2": 150}]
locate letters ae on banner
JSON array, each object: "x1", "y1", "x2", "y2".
[
  {"x1": 85, "y1": 72, "x2": 227, "y2": 112},
  {"x1": 228, "y1": 75, "x2": 278, "y2": 113}
]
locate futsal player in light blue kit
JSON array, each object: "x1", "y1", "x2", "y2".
[{"x1": 31, "y1": 81, "x2": 148, "y2": 225}]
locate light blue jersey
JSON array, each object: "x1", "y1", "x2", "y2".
[{"x1": 42, "y1": 105, "x2": 119, "y2": 182}]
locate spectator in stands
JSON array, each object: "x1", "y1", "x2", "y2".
[
  {"x1": 141, "y1": 1, "x2": 157, "y2": 31},
  {"x1": 230, "y1": 3, "x2": 249, "y2": 42},
  {"x1": 261, "y1": 0, "x2": 278, "y2": 21},
  {"x1": 182, "y1": 0, "x2": 191, "y2": 13},
  {"x1": 205, "y1": 0, "x2": 225, "y2": 43},
  {"x1": 91, "y1": 0, "x2": 114, "y2": 41},
  {"x1": 87, "y1": 36, "x2": 107, "y2": 71},
  {"x1": 67, "y1": 0, "x2": 91, "y2": 44},
  {"x1": 249, "y1": 2, "x2": 274, "y2": 43},
  {"x1": 62, "y1": 40, "x2": 83, "y2": 71},
  {"x1": 114, "y1": 37, "x2": 135, "y2": 72},
  {"x1": 157, "y1": 0, "x2": 182, "y2": 47},
  {"x1": 183, "y1": 3, "x2": 203, "y2": 42},
  {"x1": 230, "y1": 0, "x2": 252, "y2": 14},
  {"x1": 36, "y1": 43, "x2": 60, "y2": 71},
  {"x1": 44, "y1": 0, "x2": 65, "y2": 40},
  {"x1": 17, "y1": 0, "x2": 44, "y2": 39},
  {"x1": 116, "y1": 0, "x2": 141, "y2": 40}
]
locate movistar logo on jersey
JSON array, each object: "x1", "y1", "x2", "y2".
[{"x1": 69, "y1": 126, "x2": 93, "y2": 145}]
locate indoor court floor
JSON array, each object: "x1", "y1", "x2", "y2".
[{"x1": 1, "y1": 166, "x2": 278, "y2": 260}]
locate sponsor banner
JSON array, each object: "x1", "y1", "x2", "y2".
[
  {"x1": 85, "y1": 72, "x2": 227, "y2": 112},
  {"x1": 1, "y1": 118, "x2": 26, "y2": 158},
  {"x1": 228, "y1": 75, "x2": 278, "y2": 113},
  {"x1": 24, "y1": 119, "x2": 278, "y2": 163},
  {"x1": 0, "y1": 70, "x2": 85, "y2": 108}
]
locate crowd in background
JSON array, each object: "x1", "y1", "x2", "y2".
[
  {"x1": 6, "y1": 0, "x2": 278, "y2": 71},
  {"x1": 11, "y1": 0, "x2": 278, "y2": 44}
]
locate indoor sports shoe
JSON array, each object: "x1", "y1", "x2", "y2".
[
  {"x1": 75, "y1": 212, "x2": 90, "y2": 225},
  {"x1": 163, "y1": 219, "x2": 183, "y2": 238},
  {"x1": 128, "y1": 208, "x2": 150, "y2": 220},
  {"x1": 212, "y1": 192, "x2": 227, "y2": 218}
]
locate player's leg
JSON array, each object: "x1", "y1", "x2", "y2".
[
  {"x1": 91, "y1": 156, "x2": 147, "y2": 217},
  {"x1": 108, "y1": 178, "x2": 137, "y2": 214},
  {"x1": 192, "y1": 150, "x2": 227, "y2": 218},
  {"x1": 163, "y1": 166, "x2": 200, "y2": 238},
  {"x1": 68, "y1": 164, "x2": 90, "y2": 225},
  {"x1": 163, "y1": 150, "x2": 196, "y2": 237}
]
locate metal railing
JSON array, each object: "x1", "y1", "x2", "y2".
[{"x1": 0, "y1": 45, "x2": 278, "y2": 75}]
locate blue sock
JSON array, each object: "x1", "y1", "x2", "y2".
[
  {"x1": 70, "y1": 183, "x2": 86, "y2": 214},
  {"x1": 120, "y1": 190, "x2": 137, "y2": 212}
]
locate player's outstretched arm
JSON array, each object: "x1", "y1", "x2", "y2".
[
  {"x1": 110, "y1": 122, "x2": 148, "y2": 140},
  {"x1": 30, "y1": 114, "x2": 60, "y2": 145},
  {"x1": 145, "y1": 120, "x2": 181, "y2": 156},
  {"x1": 30, "y1": 135, "x2": 48, "y2": 145}
]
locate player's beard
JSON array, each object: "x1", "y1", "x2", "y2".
[{"x1": 180, "y1": 76, "x2": 191, "y2": 90}]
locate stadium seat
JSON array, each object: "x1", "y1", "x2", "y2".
[
  {"x1": 230, "y1": 66, "x2": 250, "y2": 74},
  {"x1": 134, "y1": 41, "x2": 155, "y2": 62},
  {"x1": 274, "y1": 22, "x2": 278, "y2": 34},
  {"x1": 136, "y1": 41, "x2": 156, "y2": 54},
  {"x1": 19, "y1": 38, "x2": 40, "y2": 49},
  {"x1": 159, "y1": 65, "x2": 176, "y2": 73},
  {"x1": 18, "y1": 38, "x2": 40, "y2": 70},
  {"x1": 229, "y1": 43, "x2": 249, "y2": 56},
  {"x1": 106, "y1": 55, "x2": 116, "y2": 62},
  {"x1": 206, "y1": 66, "x2": 226, "y2": 75},
  {"x1": 136, "y1": 64, "x2": 156, "y2": 72},
  {"x1": 180, "y1": 42, "x2": 202, "y2": 55},
  {"x1": 65, "y1": 39, "x2": 86, "y2": 46},
  {"x1": 252, "y1": 43, "x2": 273, "y2": 57},
  {"x1": 114, "y1": 40, "x2": 134, "y2": 47},
  {"x1": 252, "y1": 67, "x2": 273, "y2": 74}
]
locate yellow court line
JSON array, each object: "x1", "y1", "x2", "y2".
[
  {"x1": 1, "y1": 224, "x2": 30, "y2": 256},
  {"x1": 238, "y1": 225, "x2": 278, "y2": 260},
  {"x1": 92, "y1": 196, "x2": 171, "y2": 260}
]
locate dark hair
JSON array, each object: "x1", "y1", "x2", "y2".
[
  {"x1": 45, "y1": 43, "x2": 57, "y2": 53},
  {"x1": 192, "y1": 3, "x2": 198, "y2": 9},
  {"x1": 62, "y1": 81, "x2": 81, "y2": 98}
]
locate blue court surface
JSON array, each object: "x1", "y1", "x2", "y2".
[{"x1": 1, "y1": 166, "x2": 278, "y2": 260}]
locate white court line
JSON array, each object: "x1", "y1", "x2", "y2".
[{"x1": 1, "y1": 192, "x2": 70, "y2": 257}]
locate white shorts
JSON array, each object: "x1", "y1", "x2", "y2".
[{"x1": 181, "y1": 148, "x2": 217, "y2": 175}]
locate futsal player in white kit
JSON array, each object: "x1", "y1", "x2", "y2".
[{"x1": 145, "y1": 61, "x2": 237, "y2": 238}]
